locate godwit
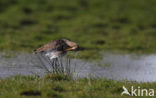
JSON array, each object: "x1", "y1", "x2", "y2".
[{"x1": 34, "y1": 39, "x2": 79, "y2": 59}]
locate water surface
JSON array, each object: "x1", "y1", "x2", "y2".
[{"x1": 0, "y1": 52, "x2": 156, "y2": 82}]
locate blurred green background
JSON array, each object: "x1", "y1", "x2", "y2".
[{"x1": 0, "y1": 0, "x2": 156, "y2": 59}]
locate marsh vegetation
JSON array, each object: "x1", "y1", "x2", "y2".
[
  {"x1": 0, "y1": 75, "x2": 156, "y2": 98},
  {"x1": 0, "y1": 0, "x2": 155, "y2": 59},
  {"x1": 0, "y1": 0, "x2": 155, "y2": 97}
]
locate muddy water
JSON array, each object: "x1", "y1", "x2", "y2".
[{"x1": 0, "y1": 53, "x2": 156, "y2": 82}]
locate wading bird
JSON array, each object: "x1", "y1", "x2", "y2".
[{"x1": 34, "y1": 39, "x2": 79, "y2": 59}]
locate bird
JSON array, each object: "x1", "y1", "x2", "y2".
[{"x1": 34, "y1": 39, "x2": 79, "y2": 59}]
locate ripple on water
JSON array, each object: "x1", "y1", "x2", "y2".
[{"x1": 0, "y1": 52, "x2": 156, "y2": 82}]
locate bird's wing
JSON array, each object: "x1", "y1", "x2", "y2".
[
  {"x1": 34, "y1": 39, "x2": 70, "y2": 53},
  {"x1": 34, "y1": 40, "x2": 57, "y2": 53}
]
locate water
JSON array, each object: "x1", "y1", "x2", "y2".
[{"x1": 0, "y1": 52, "x2": 156, "y2": 82}]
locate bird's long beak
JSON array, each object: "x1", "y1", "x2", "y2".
[{"x1": 64, "y1": 47, "x2": 73, "y2": 51}]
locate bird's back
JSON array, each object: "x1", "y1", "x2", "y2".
[{"x1": 34, "y1": 39, "x2": 69, "y2": 53}]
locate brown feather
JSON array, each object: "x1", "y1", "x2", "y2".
[{"x1": 34, "y1": 39, "x2": 70, "y2": 53}]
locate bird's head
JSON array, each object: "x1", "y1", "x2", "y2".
[{"x1": 62, "y1": 39, "x2": 79, "y2": 52}]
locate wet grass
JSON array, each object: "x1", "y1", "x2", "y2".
[
  {"x1": 0, "y1": 0, "x2": 155, "y2": 59},
  {"x1": 0, "y1": 75, "x2": 155, "y2": 98},
  {"x1": 36, "y1": 53, "x2": 74, "y2": 79}
]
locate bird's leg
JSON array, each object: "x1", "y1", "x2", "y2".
[
  {"x1": 53, "y1": 58, "x2": 56, "y2": 74},
  {"x1": 55, "y1": 58, "x2": 59, "y2": 73},
  {"x1": 53, "y1": 58, "x2": 58, "y2": 74},
  {"x1": 46, "y1": 56, "x2": 55, "y2": 72},
  {"x1": 52, "y1": 58, "x2": 56, "y2": 74},
  {"x1": 55, "y1": 58, "x2": 59, "y2": 74},
  {"x1": 59, "y1": 57, "x2": 64, "y2": 74},
  {"x1": 43, "y1": 54, "x2": 50, "y2": 63},
  {"x1": 40, "y1": 52, "x2": 58, "y2": 73},
  {"x1": 57, "y1": 57, "x2": 64, "y2": 74},
  {"x1": 41, "y1": 53, "x2": 54, "y2": 72},
  {"x1": 56, "y1": 58, "x2": 62, "y2": 74}
]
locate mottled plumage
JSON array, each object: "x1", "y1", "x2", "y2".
[{"x1": 34, "y1": 39, "x2": 78, "y2": 59}]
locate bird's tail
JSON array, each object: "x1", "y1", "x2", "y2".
[{"x1": 33, "y1": 46, "x2": 45, "y2": 53}]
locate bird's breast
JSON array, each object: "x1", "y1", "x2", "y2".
[{"x1": 45, "y1": 51, "x2": 67, "y2": 59}]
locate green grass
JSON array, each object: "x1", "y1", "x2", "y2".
[
  {"x1": 0, "y1": 0, "x2": 156, "y2": 59},
  {"x1": 0, "y1": 75, "x2": 155, "y2": 98},
  {"x1": 0, "y1": 1, "x2": 155, "y2": 97}
]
